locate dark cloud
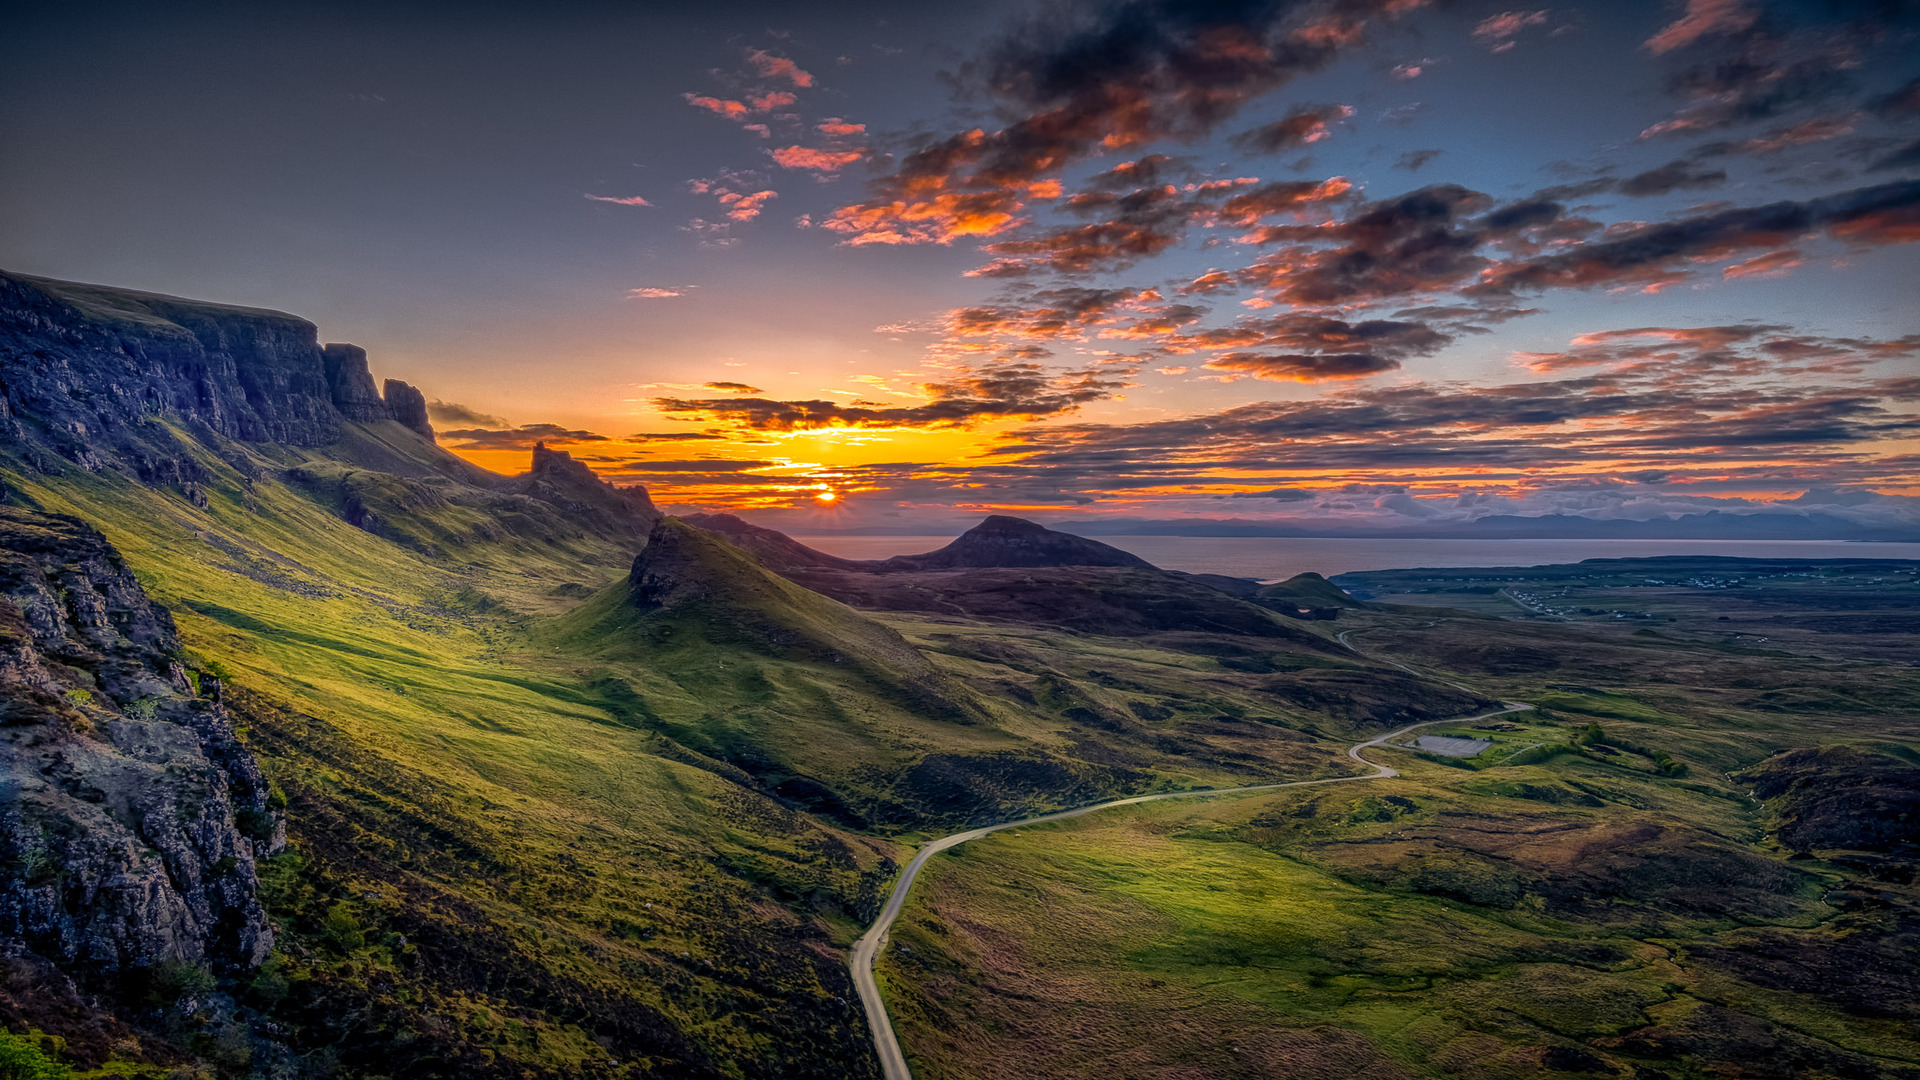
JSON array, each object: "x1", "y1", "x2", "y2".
[
  {"x1": 1393, "y1": 303, "x2": 1542, "y2": 328},
  {"x1": 1083, "y1": 154, "x2": 1189, "y2": 190},
  {"x1": 1214, "y1": 176, "x2": 1353, "y2": 226},
  {"x1": 981, "y1": 183, "x2": 1206, "y2": 274},
  {"x1": 966, "y1": 169, "x2": 1351, "y2": 277},
  {"x1": 703, "y1": 381, "x2": 765, "y2": 394},
  {"x1": 602, "y1": 459, "x2": 775, "y2": 473},
  {"x1": 439, "y1": 424, "x2": 609, "y2": 450},
  {"x1": 651, "y1": 363, "x2": 1128, "y2": 431},
  {"x1": 1230, "y1": 103, "x2": 1355, "y2": 154},
  {"x1": 1690, "y1": 113, "x2": 1861, "y2": 158},
  {"x1": 1476, "y1": 179, "x2": 1920, "y2": 295},
  {"x1": 1617, "y1": 159, "x2": 1728, "y2": 197},
  {"x1": 1639, "y1": 7, "x2": 1908, "y2": 139},
  {"x1": 1203, "y1": 351, "x2": 1401, "y2": 382},
  {"x1": 1393, "y1": 149, "x2": 1443, "y2": 172},
  {"x1": 1870, "y1": 76, "x2": 1920, "y2": 120},
  {"x1": 1869, "y1": 138, "x2": 1920, "y2": 172},
  {"x1": 949, "y1": 286, "x2": 1159, "y2": 339},
  {"x1": 1236, "y1": 184, "x2": 1510, "y2": 304},
  {"x1": 1517, "y1": 325, "x2": 1919, "y2": 378},
  {"x1": 1162, "y1": 312, "x2": 1453, "y2": 360},
  {"x1": 1229, "y1": 487, "x2": 1317, "y2": 500},
  {"x1": 823, "y1": 0, "x2": 1422, "y2": 245},
  {"x1": 627, "y1": 432, "x2": 727, "y2": 441},
  {"x1": 427, "y1": 400, "x2": 509, "y2": 428},
  {"x1": 986, "y1": 370, "x2": 1920, "y2": 485}
]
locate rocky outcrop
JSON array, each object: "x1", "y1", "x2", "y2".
[
  {"x1": 321, "y1": 343, "x2": 387, "y2": 422},
  {"x1": 882, "y1": 516, "x2": 1152, "y2": 571},
  {"x1": 0, "y1": 271, "x2": 437, "y2": 479},
  {"x1": 0, "y1": 506, "x2": 280, "y2": 981},
  {"x1": 383, "y1": 379, "x2": 433, "y2": 439},
  {"x1": 513, "y1": 444, "x2": 659, "y2": 539}
]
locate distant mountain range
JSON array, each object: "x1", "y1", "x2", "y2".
[{"x1": 1050, "y1": 512, "x2": 1920, "y2": 542}]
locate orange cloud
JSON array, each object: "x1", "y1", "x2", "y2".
[
  {"x1": 1473, "y1": 10, "x2": 1549, "y2": 53},
  {"x1": 747, "y1": 48, "x2": 814, "y2": 88},
  {"x1": 1644, "y1": 0, "x2": 1756, "y2": 55},
  {"x1": 817, "y1": 119, "x2": 866, "y2": 136},
  {"x1": 718, "y1": 189, "x2": 778, "y2": 221},
  {"x1": 770, "y1": 146, "x2": 866, "y2": 171},
  {"x1": 684, "y1": 94, "x2": 750, "y2": 119},
  {"x1": 1722, "y1": 249, "x2": 1803, "y2": 280}
]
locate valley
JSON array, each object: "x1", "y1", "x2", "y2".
[{"x1": 0, "y1": 270, "x2": 1915, "y2": 1080}]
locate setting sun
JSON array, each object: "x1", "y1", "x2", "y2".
[{"x1": 815, "y1": 490, "x2": 836, "y2": 502}]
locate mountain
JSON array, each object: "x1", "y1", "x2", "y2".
[
  {"x1": 879, "y1": 515, "x2": 1152, "y2": 570},
  {"x1": 555, "y1": 517, "x2": 959, "y2": 695},
  {"x1": 687, "y1": 511, "x2": 1153, "y2": 573},
  {"x1": 1055, "y1": 510, "x2": 1920, "y2": 541},
  {"x1": 682, "y1": 512, "x2": 1351, "y2": 638},
  {"x1": 0, "y1": 270, "x2": 447, "y2": 483},
  {"x1": 0, "y1": 273, "x2": 1502, "y2": 1078},
  {"x1": 682, "y1": 511, "x2": 871, "y2": 572},
  {"x1": 511, "y1": 442, "x2": 660, "y2": 538}
]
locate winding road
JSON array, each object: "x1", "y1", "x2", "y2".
[{"x1": 848, "y1": 698, "x2": 1534, "y2": 1080}]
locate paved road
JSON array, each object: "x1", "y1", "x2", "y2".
[{"x1": 848, "y1": 696, "x2": 1534, "y2": 1080}]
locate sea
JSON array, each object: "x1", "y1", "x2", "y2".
[{"x1": 789, "y1": 536, "x2": 1920, "y2": 582}]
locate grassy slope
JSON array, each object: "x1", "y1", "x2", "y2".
[
  {"x1": 1, "y1": 421, "x2": 1484, "y2": 1076},
  {"x1": 2, "y1": 432, "x2": 901, "y2": 1079},
  {"x1": 877, "y1": 602, "x2": 1920, "y2": 1080},
  {"x1": 525, "y1": 520, "x2": 1491, "y2": 834}
]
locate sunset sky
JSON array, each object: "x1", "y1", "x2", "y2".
[{"x1": 5, "y1": 0, "x2": 1917, "y2": 531}]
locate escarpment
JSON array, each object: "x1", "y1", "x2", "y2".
[
  {"x1": 0, "y1": 506, "x2": 281, "y2": 981},
  {"x1": 0, "y1": 269, "x2": 439, "y2": 477}
]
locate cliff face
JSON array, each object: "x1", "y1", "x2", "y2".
[
  {"x1": 0, "y1": 506, "x2": 280, "y2": 981},
  {"x1": 322, "y1": 343, "x2": 388, "y2": 423},
  {"x1": 0, "y1": 271, "x2": 436, "y2": 474},
  {"x1": 383, "y1": 378, "x2": 434, "y2": 439}
]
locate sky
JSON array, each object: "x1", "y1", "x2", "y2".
[{"x1": 4, "y1": 0, "x2": 1918, "y2": 533}]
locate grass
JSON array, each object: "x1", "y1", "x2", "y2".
[
  {"x1": 876, "y1": 597, "x2": 1920, "y2": 1080},
  {"x1": 1, "y1": 437, "x2": 904, "y2": 1078},
  {"x1": 8, "y1": 418, "x2": 1915, "y2": 1079}
]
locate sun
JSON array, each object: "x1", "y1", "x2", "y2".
[{"x1": 815, "y1": 489, "x2": 837, "y2": 502}]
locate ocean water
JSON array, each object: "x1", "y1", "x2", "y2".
[{"x1": 789, "y1": 535, "x2": 1920, "y2": 582}]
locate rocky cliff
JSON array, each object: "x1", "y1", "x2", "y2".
[
  {"x1": 0, "y1": 505, "x2": 281, "y2": 982},
  {"x1": 0, "y1": 270, "x2": 437, "y2": 477},
  {"x1": 513, "y1": 443, "x2": 659, "y2": 538},
  {"x1": 383, "y1": 378, "x2": 434, "y2": 439}
]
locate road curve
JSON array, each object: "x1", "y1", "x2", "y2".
[{"x1": 849, "y1": 700, "x2": 1534, "y2": 1080}]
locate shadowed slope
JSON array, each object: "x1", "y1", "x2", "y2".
[{"x1": 682, "y1": 514, "x2": 1349, "y2": 643}]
